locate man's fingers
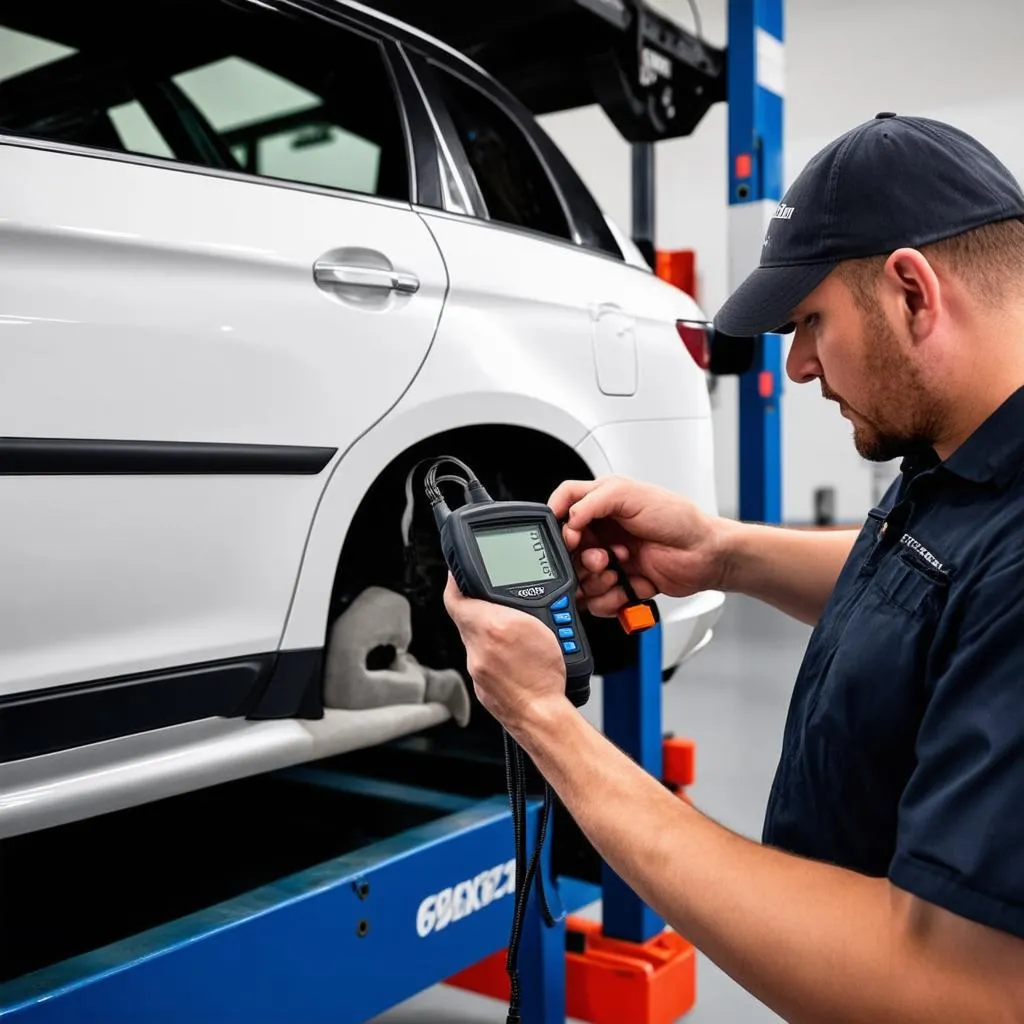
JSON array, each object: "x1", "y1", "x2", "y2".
[
  {"x1": 564, "y1": 478, "x2": 633, "y2": 537},
  {"x1": 582, "y1": 572, "x2": 660, "y2": 617},
  {"x1": 548, "y1": 479, "x2": 601, "y2": 520},
  {"x1": 443, "y1": 573, "x2": 464, "y2": 617},
  {"x1": 551, "y1": 476, "x2": 634, "y2": 534},
  {"x1": 580, "y1": 568, "x2": 620, "y2": 598},
  {"x1": 579, "y1": 542, "x2": 637, "y2": 578},
  {"x1": 580, "y1": 547, "x2": 609, "y2": 573},
  {"x1": 444, "y1": 574, "x2": 482, "y2": 634},
  {"x1": 583, "y1": 586, "x2": 630, "y2": 618}
]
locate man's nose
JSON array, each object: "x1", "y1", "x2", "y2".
[{"x1": 786, "y1": 330, "x2": 821, "y2": 384}]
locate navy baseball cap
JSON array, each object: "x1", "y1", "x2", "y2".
[{"x1": 713, "y1": 113, "x2": 1024, "y2": 337}]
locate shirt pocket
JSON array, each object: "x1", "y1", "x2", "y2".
[
  {"x1": 805, "y1": 547, "x2": 952, "y2": 743},
  {"x1": 878, "y1": 547, "x2": 953, "y2": 616}
]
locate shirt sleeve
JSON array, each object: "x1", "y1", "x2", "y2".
[{"x1": 888, "y1": 557, "x2": 1024, "y2": 939}]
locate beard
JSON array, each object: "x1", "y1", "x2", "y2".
[{"x1": 823, "y1": 309, "x2": 942, "y2": 463}]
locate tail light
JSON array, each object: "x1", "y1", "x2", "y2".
[{"x1": 676, "y1": 319, "x2": 712, "y2": 370}]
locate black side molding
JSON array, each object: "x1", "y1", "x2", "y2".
[
  {"x1": 0, "y1": 650, "x2": 324, "y2": 764},
  {"x1": 245, "y1": 649, "x2": 325, "y2": 721},
  {"x1": 0, "y1": 438, "x2": 337, "y2": 475}
]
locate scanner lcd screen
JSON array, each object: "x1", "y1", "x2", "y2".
[{"x1": 474, "y1": 524, "x2": 558, "y2": 587}]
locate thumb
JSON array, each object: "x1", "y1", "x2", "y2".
[
  {"x1": 443, "y1": 573, "x2": 468, "y2": 622},
  {"x1": 566, "y1": 476, "x2": 635, "y2": 537}
]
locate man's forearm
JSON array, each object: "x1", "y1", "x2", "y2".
[
  {"x1": 719, "y1": 521, "x2": 858, "y2": 625},
  {"x1": 517, "y1": 700, "x2": 1017, "y2": 1024}
]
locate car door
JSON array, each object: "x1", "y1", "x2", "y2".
[
  {"x1": 0, "y1": 1, "x2": 446, "y2": 713},
  {"x1": 400, "y1": 48, "x2": 680, "y2": 418}
]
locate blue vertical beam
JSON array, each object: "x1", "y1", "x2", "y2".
[
  {"x1": 518, "y1": 812, "x2": 566, "y2": 1023},
  {"x1": 600, "y1": 626, "x2": 664, "y2": 943},
  {"x1": 729, "y1": 0, "x2": 785, "y2": 524}
]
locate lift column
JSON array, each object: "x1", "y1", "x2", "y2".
[{"x1": 728, "y1": 0, "x2": 786, "y2": 524}]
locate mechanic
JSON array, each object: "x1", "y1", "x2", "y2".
[{"x1": 443, "y1": 113, "x2": 1024, "y2": 1023}]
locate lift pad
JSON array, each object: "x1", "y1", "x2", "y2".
[
  {"x1": 370, "y1": 0, "x2": 726, "y2": 141},
  {"x1": 449, "y1": 914, "x2": 696, "y2": 1024}
]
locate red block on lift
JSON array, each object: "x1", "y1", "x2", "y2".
[
  {"x1": 663, "y1": 736, "x2": 696, "y2": 789},
  {"x1": 447, "y1": 915, "x2": 696, "y2": 1024}
]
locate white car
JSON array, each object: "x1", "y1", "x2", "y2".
[{"x1": 0, "y1": 0, "x2": 724, "y2": 839}]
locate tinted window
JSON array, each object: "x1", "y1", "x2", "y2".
[
  {"x1": 0, "y1": 2, "x2": 409, "y2": 201},
  {"x1": 431, "y1": 65, "x2": 572, "y2": 242}
]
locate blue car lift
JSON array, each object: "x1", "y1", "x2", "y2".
[
  {"x1": 0, "y1": 2, "x2": 781, "y2": 1019},
  {"x1": 0, "y1": 626, "x2": 695, "y2": 1024}
]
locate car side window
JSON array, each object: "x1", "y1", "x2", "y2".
[
  {"x1": 170, "y1": 53, "x2": 403, "y2": 199},
  {"x1": 0, "y1": 4, "x2": 409, "y2": 203},
  {"x1": 429, "y1": 64, "x2": 572, "y2": 243}
]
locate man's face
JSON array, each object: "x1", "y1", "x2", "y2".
[{"x1": 785, "y1": 269, "x2": 942, "y2": 462}]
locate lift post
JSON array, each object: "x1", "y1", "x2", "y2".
[{"x1": 728, "y1": 0, "x2": 786, "y2": 523}]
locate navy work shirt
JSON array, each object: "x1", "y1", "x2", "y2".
[{"x1": 763, "y1": 385, "x2": 1024, "y2": 940}]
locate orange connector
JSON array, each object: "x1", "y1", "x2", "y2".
[
  {"x1": 447, "y1": 916, "x2": 697, "y2": 1024},
  {"x1": 605, "y1": 549, "x2": 659, "y2": 635},
  {"x1": 618, "y1": 601, "x2": 658, "y2": 634}
]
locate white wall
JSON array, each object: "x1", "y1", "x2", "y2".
[{"x1": 539, "y1": 0, "x2": 1024, "y2": 522}]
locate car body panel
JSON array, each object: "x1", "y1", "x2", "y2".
[
  {"x1": 280, "y1": 206, "x2": 714, "y2": 655},
  {"x1": 0, "y1": 137, "x2": 447, "y2": 695}
]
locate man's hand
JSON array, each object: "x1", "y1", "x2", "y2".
[
  {"x1": 443, "y1": 574, "x2": 570, "y2": 735},
  {"x1": 550, "y1": 474, "x2": 859, "y2": 627},
  {"x1": 547, "y1": 475, "x2": 730, "y2": 618}
]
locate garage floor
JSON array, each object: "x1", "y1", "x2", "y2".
[{"x1": 373, "y1": 595, "x2": 812, "y2": 1023}]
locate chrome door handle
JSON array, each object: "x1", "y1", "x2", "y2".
[{"x1": 314, "y1": 261, "x2": 420, "y2": 295}]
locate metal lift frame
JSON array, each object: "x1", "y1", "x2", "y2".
[
  {"x1": 0, "y1": 626, "x2": 685, "y2": 1024},
  {"x1": 0, "y1": 2, "x2": 782, "y2": 1019}
]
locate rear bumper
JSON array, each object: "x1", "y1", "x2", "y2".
[{"x1": 575, "y1": 416, "x2": 725, "y2": 673}]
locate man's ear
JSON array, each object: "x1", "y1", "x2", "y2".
[{"x1": 883, "y1": 248, "x2": 941, "y2": 340}]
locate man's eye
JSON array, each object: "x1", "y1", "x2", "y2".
[{"x1": 803, "y1": 314, "x2": 820, "y2": 329}]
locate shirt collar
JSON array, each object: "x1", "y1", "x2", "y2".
[{"x1": 934, "y1": 384, "x2": 1024, "y2": 489}]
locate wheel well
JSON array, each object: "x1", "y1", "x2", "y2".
[{"x1": 327, "y1": 425, "x2": 632, "y2": 716}]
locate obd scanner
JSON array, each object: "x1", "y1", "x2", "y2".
[{"x1": 435, "y1": 491, "x2": 594, "y2": 709}]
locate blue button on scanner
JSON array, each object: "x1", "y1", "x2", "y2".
[
  {"x1": 553, "y1": 612, "x2": 572, "y2": 624},
  {"x1": 558, "y1": 627, "x2": 575, "y2": 639},
  {"x1": 562, "y1": 641, "x2": 578, "y2": 654},
  {"x1": 550, "y1": 596, "x2": 569, "y2": 611}
]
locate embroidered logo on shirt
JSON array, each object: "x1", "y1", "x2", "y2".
[{"x1": 900, "y1": 533, "x2": 945, "y2": 573}]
